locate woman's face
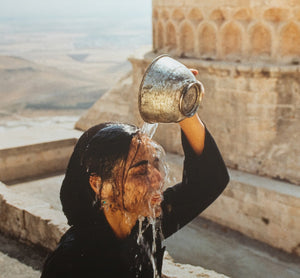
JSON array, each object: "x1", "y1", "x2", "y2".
[{"x1": 121, "y1": 134, "x2": 166, "y2": 218}]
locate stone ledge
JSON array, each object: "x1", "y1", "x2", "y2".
[
  {"x1": 0, "y1": 182, "x2": 68, "y2": 251},
  {"x1": 162, "y1": 154, "x2": 300, "y2": 256},
  {"x1": 162, "y1": 252, "x2": 229, "y2": 278},
  {"x1": 141, "y1": 51, "x2": 300, "y2": 78},
  {"x1": 0, "y1": 126, "x2": 82, "y2": 182},
  {"x1": 203, "y1": 169, "x2": 300, "y2": 256}
]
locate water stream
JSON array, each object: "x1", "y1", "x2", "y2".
[
  {"x1": 138, "y1": 122, "x2": 164, "y2": 278},
  {"x1": 136, "y1": 215, "x2": 160, "y2": 278},
  {"x1": 141, "y1": 122, "x2": 158, "y2": 139}
]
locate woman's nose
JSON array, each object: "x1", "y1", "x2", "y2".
[{"x1": 150, "y1": 168, "x2": 163, "y2": 190}]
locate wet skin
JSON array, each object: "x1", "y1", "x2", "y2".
[
  {"x1": 89, "y1": 133, "x2": 166, "y2": 238},
  {"x1": 122, "y1": 134, "x2": 165, "y2": 218}
]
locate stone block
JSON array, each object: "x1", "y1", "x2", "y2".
[
  {"x1": 0, "y1": 127, "x2": 81, "y2": 183},
  {"x1": 162, "y1": 252, "x2": 229, "y2": 278},
  {"x1": 75, "y1": 72, "x2": 134, "y2": 131},
  {"x1": 0, "y1": 182, "x2": 67, "y2": 251},
  {"x1": 202, "y1": 169, "x2": 300, "y2": 255}
]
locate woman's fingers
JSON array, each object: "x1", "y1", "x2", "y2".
[
  {"x1": 190, "y1": 69, "x2": 198, "y2": 76},
  {"x1": 190, "y1": 69, "x2": 205, "y2": 98}
]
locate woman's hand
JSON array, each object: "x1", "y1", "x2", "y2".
[{"x1": 179, "y1": 69, "x2": 205, "y2": 156}]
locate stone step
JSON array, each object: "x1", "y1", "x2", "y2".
[
  {"x1": 0, "y1": 232, "x2": 46, "y2": 278},
  {"x1": 157, "y1": 151, "x2": 300, "y2": 256},
  {"x1": 203, "y1": 168, "x2": 300, "y2": 256},
  {"x1": 0, "y1": 126, "x2": 82, "y2": 183},
  {"x1": 156, "y1": 152, "x2": 300, "y2": 256}
]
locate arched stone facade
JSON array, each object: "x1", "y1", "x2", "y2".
[{"x1": 152, "y1": 0, "x2": 300, "y2": 64}]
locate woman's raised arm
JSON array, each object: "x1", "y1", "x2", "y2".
[{"x1": 179, "y1": 113, "x2": 205, "y2": 156}]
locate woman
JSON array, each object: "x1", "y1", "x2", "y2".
[{"x1": 41, "y1": 80, "x2": 229, "y2": 278}]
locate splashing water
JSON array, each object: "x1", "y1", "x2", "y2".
[
  {"x1": 137, "y1": 123, "x2": 171, "y2": 278},
  {"x1": 137, "y1": 216, "x2": 145, "y2": 246},
  {"x1": 149, "y1": 211, "x2": 160, "y2": 278},
  {"x1": 136, "y1": 214, "x2": 160, "y2": 278},
  {"x1": 141, "y1": 122, "x2": 158, "y2": 139}
]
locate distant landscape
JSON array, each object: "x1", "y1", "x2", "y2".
[{"x1": 0, "y1": 2, "x2": 151, "y2": 121}]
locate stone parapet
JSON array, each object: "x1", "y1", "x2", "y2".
[
  {"x1": 152, "y1": 0, "x2": 300, "y2": 64},
  {"x1": 204, "y1": 169, "x2": 300, "y2": 256},
  {"x1": 0, "y1": 182, "x2": 68, "y2": 251},
  {"x1": 0, "y1": 126, "x2": 81, "y2": 183},
  {"x1": 165, "y1": 153, "x2": 300, "y2": 256}
]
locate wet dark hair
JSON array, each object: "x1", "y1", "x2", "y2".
[{"x1": 60, "y1": 122, "x2": 139, "y2": 226}]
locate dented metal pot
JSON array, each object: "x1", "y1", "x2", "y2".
[{"x1": 138, "y1": 55, "x2": 204, "y2": 123}]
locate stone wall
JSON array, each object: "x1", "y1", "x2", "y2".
[
  {"x1": 203, "y1": 169, "x2": 300, "y2": 256},
  {"x1": 0, "y1": 126, "x2": 81, "y2": 183},
  {"x1": 153, "y1": 0, "x2": 300, "y2": 64}
]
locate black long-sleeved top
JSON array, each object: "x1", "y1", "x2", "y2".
[{"x1": 41, "y1": 127, "x2": 229, "y2": 278}]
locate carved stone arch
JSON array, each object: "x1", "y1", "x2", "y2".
[
  {"x1": 153, "y1": 8, "x2": 159, "y2": 20},
  {"x1": 249, "y1": 23, "x2": 272, "y2": 56},
  {"x1": 220, "y1": 21, "x2": 243, "y2": 58},
  {"x1": 279, "y1": 22, "x2": 300, "y2": 56},
  {"x1": 179, "y1": 21, "x2": 195, "y2": 56},
  {"x1": 172, "y1": 8, "x2": 185, "y2": 22},
  {"x1": 198, "y1": 22, "x2": 217, "y2": 56},
  {"x1": 161, "y1": 9, "x2": 169, "y2": 20},
  {"x1": 166, "y1": 21, "x2": 177, "y2": 49},
  {"x1": 264, "y1": 8, "x2": 289, "y2": 22},
  {"x1": 188, "y1": 8, "x2": 203, "y2": 24},
  {"x1": 234, "y1": 8, "x2": 253, "y2": 22},
  {"x1": 157, "y1": 20, "x2": 165, "y2": 49},
  {"x1": 210, "y1": 9, "x2": 226, "y2": 26}
]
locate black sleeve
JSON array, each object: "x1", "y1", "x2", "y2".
[
  {"x1": 41, "y1": 230, "x2": 80, "y2": 278},
  {"x1": 161, "y1": 126, "x2": 229, "y2": 239}
]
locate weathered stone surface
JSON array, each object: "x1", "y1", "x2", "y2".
[
  {"x1": 0, "y1": 182, "x2": 68, "y2": 250},
  {"x1": 165, "y1": 159, "x2": 300, "y2": 256},
  {"x1": 162, "y1": 252, "x2": 229, "y2": 278},
  {"x1": 162, "y1": 154, "x2": 300, "y2": 256},
  {"x1": 75, "y1": 71, "x2": 133, "y2": 131},
  {"x1": 0, "y1": 126, "x2": 81, "y2": 182},
  {"x1": 202, "y1": 169, "x2": 300, "y2": 256}
]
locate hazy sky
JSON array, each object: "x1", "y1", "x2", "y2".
[{"x1": 0, "y1": 0, "x2": 151, "y2": 18}]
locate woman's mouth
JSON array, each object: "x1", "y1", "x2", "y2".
[{"x1": 150, "y1": 194, "x2": 162, "y2": 204}]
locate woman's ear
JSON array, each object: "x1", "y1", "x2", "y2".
[{"x1": 89, "y1": 175, "x2": 102, "y2": 194}]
